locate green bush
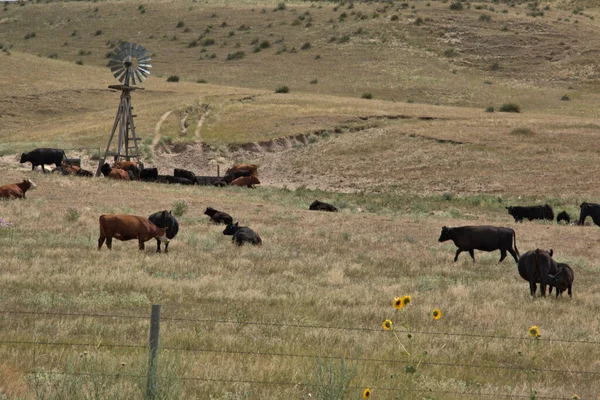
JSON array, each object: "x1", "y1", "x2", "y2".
[
  {"x1": 226, "y1": 51, "x2": 245, "y2": 60},
  {"x1": 560, "y1": 94, "x2": 570, "y2": 101},
  {"x1": 485, "y1": 106, "x2": 495, "y2": 113},
  {"x1": 166, "y1": 75, "x2": 180, "y2": 82},
  {"x1": 361, "y1": 93, "x2": 373, "y2": 100},
  {"x1": 499, "y1": 103, "x2": 520, "y2": 113},
  {"x1": 449, "y1": 2, "x2": 463, "y2": 10},
  {"x1": 275, "y1": 86, "x2": 290, "y2": 93},
  {"x1": 176, "y1": 21, "x2": 184, "y2": 28},
  {"x1": 301, "y1": 42, "x2": 311, "y2": 50}
]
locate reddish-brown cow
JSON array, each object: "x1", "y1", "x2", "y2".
[
  {"x1": 0, "y1": 179, "x2": 37, "y2": 199},
  {"x1": 98, "y1": 214, "x2": 168, "y2": 251},
  {"x1": 108, "y1": 169, "x2": 130, "y2": 180},
  {"x1": 230, "y1": 175, "x2": 260, "y2": 188},
  {"x1": 226, "y1": 164, "x2": 259, "y2": 177}
]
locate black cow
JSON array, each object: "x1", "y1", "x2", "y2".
[
  {"x1": 438, "y1": 225, "x2": 519, "y2": 263},
  {"x1": 20, "y1": 148, "x2": 65, "y2": 173},
  {"x1": 556, "y1": 211, "x2": 571, "y2": 224},
  {"x1": 100, "y1": 162, "x2": 112, "y2": 177},
  {"x1": 578, "y1": 202, "x2": 600, "y2": 226},
  {"x1": 174, "y1": 168, "x2": 196, "y2": 183},
  {"x1": 148, "y1": 210, "x2": 179, "y2": 253},
  {"x1": 223, "y1": 170, "x2": 253, "y2": 184},
  {"x1": 517, "y1": 249, "x2": 558, "y2": 297},
  {"x1": 548, "y1": 263, "x2": 574, "y2": 298},
  {"x1": 223, "y1": 222, "x2": 262, "y2": 246},
  {"x1": 309, "y1": 200, "x2": 338, "y2": 212},
  {"x1": 506, "y1": 205, "x2": 554, "y2": 222},
  {"x1": 157, "y1": 175, "x2": 194, "y2": 185},
  {"x1": 140, "y1": 168, "x2": 159, "y2": 182},
  {"x1": 204, "y1": 207, "x2": 233, "y2": 224}
]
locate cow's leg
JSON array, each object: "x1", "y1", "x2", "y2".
[
  {"x1": 530, "y1": 282, "x2": 537, "y2": 297},
  {"x1": 540, "y1": 281, "x2": 546, "y2": 297},
  {"x1": 453, "y1": 248, "x2": 463, "y2": 262},
  {"x1": 499, "y1": 249, "x2": 507, "y2": 262},
  {"x1": 106, "y1": 236, "x2": 112, "y2": 250},
  {"x1": 164, "y1": 241, "x2": 169, "y2": 253},
  {"x1": 155, "y1": 239, "x2": 161, "y2": 253},
  {"x1": 138, "y1": 236, "x2": 145, "y2": 251},
  {"x1": 568, "y1": 285, "x2": 572, "y2": 298},
  {"x1": 508, "y1": 248, "x2": 519, "y2": 263},
  {"x1": 468, "y1": 249, "x2": 475, "y2": 262},
  {"x1": 41, "y1": 165, "x2": 47, "y2": 174},
  {"x1": 98, "y1": 235, "x2": 105, "y2": 250}
]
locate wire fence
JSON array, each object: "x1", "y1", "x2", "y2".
[{"x1": 0, "y1": 308, "x2": 593, "y2": 399}]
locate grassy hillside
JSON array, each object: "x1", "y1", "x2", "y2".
[{"x1": 2, "y1": 0, "x2": 600, "y2": 398}]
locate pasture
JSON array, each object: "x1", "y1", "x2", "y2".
[{"x1": 2, "y1": 0, "x2": 600, "y2": 398}]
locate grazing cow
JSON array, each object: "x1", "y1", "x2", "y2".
[
  {"x1": 223, "y1": 222, "x2": 262, "y2": 246},
  {"x1": 140, "y1": 168, "x2": 159, "y2": 182},
  {"x1": 223, "y1": 169, "x2": 253, "y2": 184},
  {"x1": 438, "y1": 225, "x2": 519, "y2": 263},
  {"x1": 548, "y1": 262, "x2": 574, "y2": 298},
  {"x1": 204, "y1": 207, "x2": 233, "y2": 224},
  {"x1": 20, "y1": 148, "x2": 65, "y2": 173},
  {"x1": 157, "y1": 175, "x2": 194, "y2": 185},
  {"x1": 113, "y1": 161, "x2": 140, "y2": 180},
  {"x1": 174, "y1": 168, "x2": 196, "y2": 183},
  {"x1": 556, "y1": 211, "x2": 571, "y2": 224},
  {"x1": 506, "y1": 204, "x2": 554, "y2": 222},
  {"x1": 230, "y1": 175, "x2": 260, "y2": 188},
  {"x1": 0, "y1": 179, "x2": 37, "y2": 199},
  {"x1": 98, "y1": 214, "x2": 168, "y2": 250},
  {"x1": 309, "y1": 200, "x2": 338, "y2": 212},
  {"x1": 148, "y1": 210, "x2": 179, "y2": 253},
  {"x1": 517, "y1": 249, "x2": 558, "y2": 297},
  {"x1": 578, "y1": 202, "x2": 600, "y2": 227}
]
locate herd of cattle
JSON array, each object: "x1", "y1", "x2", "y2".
[{"x1": 6, "y1": 148, "x2": 599, "y2": 299}]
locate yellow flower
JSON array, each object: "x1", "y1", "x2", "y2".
[
  {"x1": 363, "y1": 388, "x2": 371, "y2": 399},
  {"x1": 431, "y1": 308, "x2": 442, "y2": 320},
  {"x1": 402, "y1": 295, "x2": 412, "y2": 306},
  {"x1": 394, "y1": 297, "x2": 404, "y2": 310},
  {"x1": 528, "y1": 325, "x2": 540, "y2": 338},
  {"x1": 573, "y1": 395, "x2": 579, "y2": 400},
  {"x1": 382, "y1": 319, "x2": 393, "y2": 330}
]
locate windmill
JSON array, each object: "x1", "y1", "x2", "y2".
[{"x1": 96, "y1": 42, "x2": 151, "y2": 176}]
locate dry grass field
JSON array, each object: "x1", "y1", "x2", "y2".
[{"x1": 2, "y1": 0, "x2": 600, "y2": 399}]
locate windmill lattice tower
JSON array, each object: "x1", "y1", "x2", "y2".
[{"x1": 97, "y1": 42, "x2": 151, "y2": 176}]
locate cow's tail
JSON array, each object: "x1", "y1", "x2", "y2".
[{"x1": 513, "y1": 230, "x2": 520, "y2": 259}]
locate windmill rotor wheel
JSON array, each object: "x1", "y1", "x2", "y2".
[{"x1": 107, "y1": 42, "x2": 152, "y2": 86}]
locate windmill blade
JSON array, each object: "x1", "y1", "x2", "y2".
[{"x1": 108, "y1": 42, "x2": 152, "y2": 85}]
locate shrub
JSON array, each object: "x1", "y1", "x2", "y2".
[
  {"x1": 511, "y1": 127, "x2": 534, "y2": 136},
  {"x1": 485, "y1": 106, "x2": 495, "y2": 112},
  {"x1": 490, "y1": 62, "x2": 500, "y2": 71},
  {"x1": 275, "y1": 86, "x2": 290, "y2": 93},
  {"x1": 202, "y1": 38, "x2": 215, "y2": 46},
  {"x1": 414, "y1": 17, "x2": 424, "y2": 25},
  {"x1": 176, "y1": 21, "x2": 184, "y2": 28},
  {"x1": 560, "y1": 94, "x2": 570, "y2": 101},
  {"x1": 361, "y1": 93, "x2": 373, "y2": 99},
  {"x1": 65, "y1": 207, "x2": 81, "y2": 222},
  {"x1": 172, "y1": 200, "x2": 190, "y2": 217},
  {"x1": 449, "y1": 2, "x2": 463, "y2": 10},
  {"x1": 166, "y1": 75, "x2": 180, "y2": 82},
  {"x1": 24, "y1": 32, "x2": 36, "y2": 39},
  {"x1": 443, "y1": 48, "x2": 457, "y2": 57},
  {"x1": 479, "y1": 14, "x2": 492, "y2": 22},
  {"x1": 226, "y1": 51, "x2": 245, "y2": 60},
  {"x1": 48, "y1": 53, "x2": 58, "y2": 59},
  {"x1": 260, "y1": 40, "x2": 271, "y2": 49},
  {"x1": 94, "y1": 29, "x2": 103, "y2": 36},
  {"x1": 339, "y1": 35, "x2": 350, "y2": 43},
  {"x1": 188, "y1": 40, "x2": 198, "y2": 48},
  {"x1": 301, "y1": 42, "x2": 311, "y2": 50},
  {"x1": 277, "y1": 2, "x2": 286, "y2": 11},
  {"x1": 499, "y1": 103, "x2": 521, "y2": 113},
  {"x1": 310, "y1": 79, "x2": 318, "y2": 84},
  {"x1": 196, "y1": 79, "x2": 207, "y2": 83},
  {"x1": 391, "y1": 14, "x2": 399, "y2": 21},
  {"x1": 75, "y1": 59, "x2": 83, "y2": 65}
]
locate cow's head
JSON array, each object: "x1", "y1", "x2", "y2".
[
  {"x1": 100, "y1": 163, "x2": 112, "y2": 177},
  {"x1": 19, "y1": 153, "x2": 29, "y2": 164},
  {"x1": 250, "y1": 176, "x2": 261, "y2": 184},
  {"x1": 24, "y1": 179, "x2": 37, "y2": 190},
  {"x1": 156, "y1": 227, "x2": 169, "y2": 243},
  {"x1": 223, "y1": 222, "x2": 239, "y2": 236},
  {"x1": 204, "y1": 207, "x2": 216, "y2": 216},
  {"x1": 438, "y1": 226, "x2": 452, "y2": 242},
  {"x1": 505, "y1": 206, "x2": 514, "y2": 214}
]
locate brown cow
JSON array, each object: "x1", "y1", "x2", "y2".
[
  {"x1": 98, "y1": 214, "x2": 168, "y2": 251},
  {"x1": 109, "y1": 169, "x2": 130, "y2": 180},
  {"x1": 113, "y1": 161, "x2": 140, "y2": 180},
  {"x1": 226, "y1": 164, "x2": 259, "y2": 177},
  {"x1": 0, "y1": 179, "x2": 37, "y2": 199},
  {"x1": 230, "y1": 175, "x2": 260, "y2": 188}
]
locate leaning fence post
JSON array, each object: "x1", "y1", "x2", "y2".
[{"x1": 146, "y1": 304, "x2": 161, "y2": 400}]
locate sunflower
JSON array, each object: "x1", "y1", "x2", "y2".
[
  {"x1": 393, "y1": 297, "x2": 404, "y2": 310},
  {"x1": 572, "y1": 395, "x2": 579, "y2": 400},
  {"x1": 528, "y1": 325, "x2": 541, "y2": 338},
  {"x1": 363, "y1": 388, "x2": 371, "y2": 399},
  {"x1": 402, "y1": 295, "x2": 412, "y2": 306},
  {"x1": 382, "y1": 319, "x2": 393, "y2": 330},
  {"x1": 431, "y1": 308, "x2": 442, "y2": 320}
]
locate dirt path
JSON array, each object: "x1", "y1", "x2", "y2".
[
  {"x1": 152, "y1": 110, "x2": 173, "y2": 147},
  {"x1": 195, "y1": 104, "x2": 210, "y2": 142}
]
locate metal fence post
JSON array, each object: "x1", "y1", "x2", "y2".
[{"x1": 146, "y1": 304, "x2": 161, "y2": 400}]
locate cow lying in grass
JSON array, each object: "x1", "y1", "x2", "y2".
[
  {"x1": 100, "y1": 163, "x2": 130, "y2": 180},
  {"x1": 223, "y1": 222, "x2": 262, "y2": 246},
  {"x1": 0, "y1": 179, "x2": 37, "y2": 199},
  {"x1": 204, "y1": 207, "x2": 233, "y2": 225},
  {"x1": 98, "y1": 214, "x2": 168, "y2": 251},
  {"x1": 230, "y1": 175, "x2": 260, "y2": 188},
  {"x1": 309, "y1": 200, "x2": 338, "y2": 212}
]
